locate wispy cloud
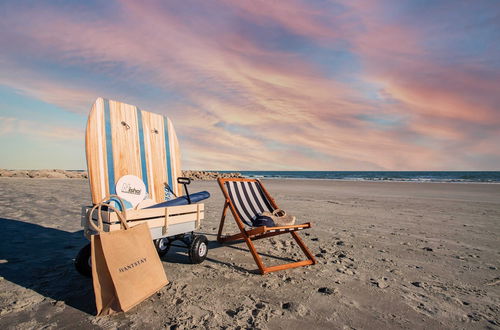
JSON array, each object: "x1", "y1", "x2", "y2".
[
  {"x1": 0, "y1": 0, "x2": 498, "y2": 170},
  {"x1": 0, "y1": 116, "x2": 83, "y2": 141}
]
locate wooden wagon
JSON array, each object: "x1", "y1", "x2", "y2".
[{"x1": 74, "y1": 98, "x2": 210, "y2": 277}]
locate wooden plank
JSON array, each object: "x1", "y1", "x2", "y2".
[
  {"x1": 111, "y1": 207, "x2": 166, "y2": 222},
  {"x1": 109, "y1": 100, "x2": 142, "y2": 182},
  {"x1": 85, "y1": 97, "x2": 185, "y2": 205},
  {"x1": 163, "y1": 207, "x2": 169, "y2": 236},
  {"x1": 105, "y1": 203, "x2": 204, "y2": 222},
  {"x1": 169, "y1": 203, "x2": 205, "y2": 214},
  {"x1": 219, "y1": 224, "x2": 310, "y2": 243},
  {"x1": 265, "y1": 223, "x2": 311, "y2": 231},
  {"x1": 84, "y1": 204, "x2": 205, "y2": 231},
  {"x1": 104, "y1": 212, "x2": 204, "y2": 231},
  {"x1": 159, "y1": 212, "x2": 204, "y2": 225},
  {"x1": 262, "y1": 260, "x2": 314, "y2": 274},
  {"x1": 142, "y1": 111, "x2": 168, "y2": 203},
  {"x1": 86, "y1": 98, "x2": 109, "y2": 204},
  {"x1": 196, "y1": 203, "x2": 200, "y2": 229}
]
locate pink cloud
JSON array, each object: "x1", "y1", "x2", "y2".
[{"x1": 0, "y1": 1, "x2": 498, "y2": 170}]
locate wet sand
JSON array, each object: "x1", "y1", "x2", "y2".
[{"x1": 0, "y1": 178, "x2": 499, "y2": 329}]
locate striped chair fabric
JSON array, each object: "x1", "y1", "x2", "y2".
[{"x1": 225, "y1": 181, "x2": 274, "y2": 226}]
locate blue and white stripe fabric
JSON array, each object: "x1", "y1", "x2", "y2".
[
  {"x1": 225, "y1": 181, "x2": 274, "y2": 227},
  {"x1": 164, "y1": 184, "x2": 176, "y2": 201}
]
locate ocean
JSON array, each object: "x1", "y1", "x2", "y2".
[{"x1": 218, "y1": 171, "x2": 500, "y2": 183}]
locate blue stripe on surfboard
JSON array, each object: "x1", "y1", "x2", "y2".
[
  {"x1": 104, "y1": 99, "x2": 116, "y2": 195},
  {"x1": 136, "y1": 108, "x2": 149, "y2": 194},
  {"x1": 163, "y1": 117, "x2": 173, "y2": 193}
]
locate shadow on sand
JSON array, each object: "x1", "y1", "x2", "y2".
[
  {"x1": 0, "y1": 218, "x2": 297, "y2": 315},
  {"x1": 0, "y1": 217, "x2": 95, "y2": 314}
]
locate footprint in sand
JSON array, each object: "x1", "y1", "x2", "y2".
[
  {"x1": 318, "y1": 287, "x2": 337, "y2": 295},
  {"x1": 371, "y1": 277, "x2": 390, "y2": 288}
]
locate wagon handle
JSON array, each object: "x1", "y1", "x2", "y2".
[{"x1": 88, "y1": 195, "x2": 130, "y2": 232}]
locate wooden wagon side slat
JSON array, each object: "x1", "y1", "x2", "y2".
[
  {"x1": 103, "y1": 212, "x2": 204, "y2": 231},
  {"x1": 84, "y1": 203, "x2": 204, "y2": 233},
  {"x1": 83, "y1": 204, "x2": 204, "y2": 222},
  {"x1": 107, "y1": 203, "x2": 204, "y2": 222}
]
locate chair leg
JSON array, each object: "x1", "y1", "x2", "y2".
[
  {"x1": 241, "y1": 234, "x2": 266, "y2": 274},
  {"x1": 216, "y1": 210, "x2": 266, "y2": 273},
  {"x1": 217, "y1": 202, "x2": 229, "y2": 243},
  {"x1": 241, "y1": 231, "x2": 316, "y2": 274},
  {"x1": 291, "y1": 231, "x2": 317, "y2": 265}
]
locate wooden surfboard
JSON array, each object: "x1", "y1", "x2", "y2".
[{"x1": 85, "y1": 97, "x2": 183, "y2": 205}]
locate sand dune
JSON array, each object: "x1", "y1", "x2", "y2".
[{"x1": 0, "y1": 178, "x2": 499, "y2": 329}]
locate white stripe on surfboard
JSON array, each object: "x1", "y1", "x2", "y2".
[{"x1": 96, "y1": 98, "x2": 106, "y2": 199}]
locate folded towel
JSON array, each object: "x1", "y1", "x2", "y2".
[{"x1": 107, "y1": 196, "x2": 133, "y2": 211}]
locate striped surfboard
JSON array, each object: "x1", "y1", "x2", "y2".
[{"x1": 85, "y1": 97, "x2": 182, "y2": 205}]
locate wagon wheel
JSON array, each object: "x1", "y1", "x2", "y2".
[
  {"x1": 74, "y1": 243, "x2": 92, "y2": 277},
  {"x1": 154, "y1": 237, "x2": 170, "y2": 257},
  {"x1": 188, "y1": 235, "x2": 208, "y2": 264}
]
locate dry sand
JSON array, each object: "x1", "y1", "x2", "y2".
[{"x1": 0, "y1": 178, "x2": 499, "y2": 329}]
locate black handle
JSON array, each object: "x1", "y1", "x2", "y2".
[
  {"x1": 177, "y1": 177, "x2": 192, "y2": 203},
  {"x1": 177, "y1": 177, "x2": 191, "y2": 184}
]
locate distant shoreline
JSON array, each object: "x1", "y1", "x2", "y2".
[
  {"x1": 0, "y1": 169, "x2": 242, "y2": 181},
  {"x1": 1, "y1": 169, "x2": 499, "y2": 183},
  {"x1": 224, "y1": 170, "x2": 500, "y2": 183}
]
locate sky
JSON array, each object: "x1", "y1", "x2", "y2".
[{"x1": 0, "y1": 0, "x2": 499, "y2": 171}]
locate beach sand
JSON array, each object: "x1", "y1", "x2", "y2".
[{"x1": 0, "y1": 178, "x2": 499, "y2": 329}]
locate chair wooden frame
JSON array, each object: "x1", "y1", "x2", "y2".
[{"x1": 217, "y1": 178, "x2": 316, "y2": 274}]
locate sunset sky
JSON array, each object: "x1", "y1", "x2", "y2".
[{"x1": 1, "y1": 0, "x2": 499, "y2": 170}]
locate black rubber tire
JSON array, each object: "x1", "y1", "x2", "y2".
[
  {"x1": 188, "y1": 235, "x2": 208, "y2": 264},
  {"x1": 75, "y1": 243, "x2": 92, "y2": 277},
  {"x1": 154, "y1": 237, "x2": 170, "y2": 257}
]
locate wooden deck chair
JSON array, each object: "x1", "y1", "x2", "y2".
[{"x1": 217, "y1": 178, "x2": 316, "y2": 274}]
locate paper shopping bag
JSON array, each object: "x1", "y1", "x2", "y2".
[{"x1": 89, "y1": 198, "x2": 169, "y2": 315}]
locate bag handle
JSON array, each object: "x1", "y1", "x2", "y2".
[
  {"x1": 272, "y1": 209, "x2": 286, "y2": 217},
  {"x1": 88, "y1": 195, "x2": 130, "y2": 232}
]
